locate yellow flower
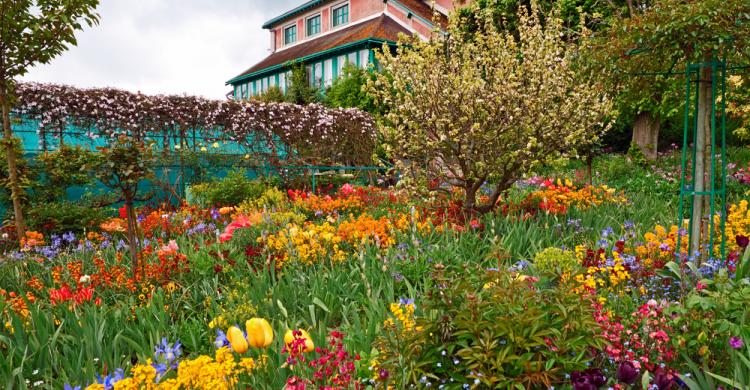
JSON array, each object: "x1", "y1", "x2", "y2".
[
  {"x1": 245, "y1": 318, "x2": 273, "y2": 348},
  {"x1": 226, "y1": 326, "x2": 248, "y2": 354}
]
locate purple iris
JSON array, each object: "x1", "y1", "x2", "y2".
[
  {"x1": 730, "y1": 336, "x2": 744, "y2": 349},
  {"x1": 214, "y1": 329, "x2": 229, "y2": 348},
  {"x1": 96, "y1": 368, "x2": 125, "y2": 390},
  {"x1": 154, "y1": 337, "x2": 182, "y2": 367}
]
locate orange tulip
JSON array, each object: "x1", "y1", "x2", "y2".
[{"x1": 246, "y1": 318, "x2": 273, "y2": 348}]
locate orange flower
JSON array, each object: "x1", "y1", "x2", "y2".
[
  {"x1": 20, "y1": 231, "x2": 44, "y2": 249},
  {"x1": 100, "y1": 218, "x2": 127, "y2": 233}
]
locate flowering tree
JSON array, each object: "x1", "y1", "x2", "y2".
[
  {"x1": 13, "y1": 82, "x2": 377, "y2": 168},
  {"x1": 367, "y1": 2, "x2": 612, "y2": 213},
  {"x1": 0, "y1": 0, "x2": 100, "y2": 240}
]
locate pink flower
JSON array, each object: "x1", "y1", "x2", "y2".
[{"x1": 160, "y1": 239, "x2": 179, "y2": 252}]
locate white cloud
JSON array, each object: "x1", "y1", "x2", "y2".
[{"x1": 20, "y1": 0, "x2": 301, "y2": 99}]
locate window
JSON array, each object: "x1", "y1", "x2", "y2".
[
  {"x1": 359, "y1": 50, "x2": 369, "y2": 69},
  {"x1": 332, "y1": 4, "x2": 348, "y2": 27},
  {"x1": 313, "y1": 62, "x2": 323, "y2": 88},
  {"x1": 284, "y1": 25, "x2": 297, "y2": 45},
  {"x1": 306, "y1": 14, "x2": 321, "y2": 37},
  {"x1": 324, "y1": 59, "x2": 333, "y2": 87},
  {"x1": 279, "y1": 72, "x2": 287, "y2": 93}
]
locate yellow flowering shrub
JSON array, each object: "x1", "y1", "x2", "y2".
[
  {"x1": 261, "y1": 222, "x2": 346, "y2": 267},
  {"x1": 383, "y1": 302, "x2": 420, "y2": 333},
  {"x1": 636, "y1": 224, "x2": 687, "y2": 263},
  {"x1": 573, "y1": 251, "x2": 631, "y2": 297},
  {"x1": 714, "y1": 200, "x2": 750, "y2": 254},
  {"x1": 108, "y1": 348, "x2": 263, "y2": 390}
]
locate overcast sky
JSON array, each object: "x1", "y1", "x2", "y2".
[{"x1": 20, "y1": 0, "x2": 302, "y2": 99}]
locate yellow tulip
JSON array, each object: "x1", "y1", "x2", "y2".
[
  {"x1": 284, "y1": 329, "x2": 314, "y2": 353},
  {"x1": 227, "y1": 326, "x2": 248, "y2": 354},
  {"x1": 245, "y1": 318, "x2": 273, "y2": 348}
]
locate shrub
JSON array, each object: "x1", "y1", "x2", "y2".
[
  {"x1": 533, "y1": 247, "x2": 579, "y2": 276},
  {"x1": 238, "y1": 187, "x2": 287, "y2": 211},
  {"x1": 35, "y1": 145, "x2": 98, "y2": 202},
  {"x1": 373, "y1": 265, "x2": 604, "y2": 388},
  {"x1": 25, "y1": 200, "x2": 110, "y2": 234},
  {"x1": 187, "y1": 170, "x2": 266, "y2": 207}
]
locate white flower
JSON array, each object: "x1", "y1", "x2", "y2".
[{"x1": 79, "y1": 275, "x2": 91, "y2": 284}]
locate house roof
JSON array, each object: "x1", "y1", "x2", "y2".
[
  {"x1": 262, "y1": 0, "x2": 324, "y2": 29},
  {"x1": 228, "y1": 14, "x2": 413, "y2": 84},
  {"x1": 390, "y1": 0, "x2": 446, "y2": 27}
]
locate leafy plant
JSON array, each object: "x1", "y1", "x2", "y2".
[
  {"x1": 187, "y1": 170, "x2": 267, "y2": 207},
  {"x1": 373, "y1": 265, "x2": 604, "y2": 388},
  {"x1": 26, "y1": 200, "x2": 109, "y2": 234},
  {"x1": 533, "y1": 247, "x2": 579, "y2": 276}
]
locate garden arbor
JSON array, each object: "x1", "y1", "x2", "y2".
[{"x1": 11, "y1": 82, "x2": 376, "y2": 270}]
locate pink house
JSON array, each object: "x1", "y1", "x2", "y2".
[{"x1": 227, "y1": 0, "x2": 463, "y2": 99}]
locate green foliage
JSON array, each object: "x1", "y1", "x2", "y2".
[
  {"x1": 0, "y1": 137, "x2": 34, "y2": 205},
  {"x1": 254, "y1": 85, "x2": 286, "y2": 103},
  {"x1": 93, "y1": 136, "x2": 155, "y2": 204},
  {"x1": 35, "y1": 145, "x2": 98, "y2": 201},
  {"x1": 26, "y1": 200, "x2": 109, "y2": 234},
  {"x1": 533, "y1": 247, "x2": 578, "y2": 276},
  {"x1": 187, "y1": 170, "x2": 267, "y2": 207},
  {"x1": 324, "y1": 63, "x2": 376, "y2": 113},
  {"x1": 285, "y1": 62, "x2": 320, "y2": 105},
  {"x1": 374, "y1": 265, "x2": 603, "y2": 388},
  {"x1": 0, "y1": 0, "x2": 100, "y2": 82},
  {"x1": 627, "y1": 142, "x2": 650, "y2": 168}
]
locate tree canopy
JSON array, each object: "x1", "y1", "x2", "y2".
[{"x1": 367, "y1": 1, "x2": 612, "y2": 212}]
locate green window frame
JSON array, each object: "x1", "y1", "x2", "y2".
[
  {"x1": 332, "y1": 4, "x2": 348, "y2": 27},
  {"x1": 306, "y1": 14, "x2": 321, "y2": 36},
  {"x1": 284, "y1": 25, "x2": 297, "y2": 45}
]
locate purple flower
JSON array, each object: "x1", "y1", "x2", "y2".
[
  {"x1": 570, "y1": 368, "x2": 606, "y2": 390},
  {"x1": 616, "y1": 361, "x2": 639, "y2": 385},
  {"x1": 214, "y1": 329, "x2": 229, "y2": 348},
  {"x1": 652, "y1": 368, "x2": 674, "y2": 390},
  {"x1": 730, "y1": 336, "x2": 744, "y2": 349},
  {"x1": 736, "y1": 235, "x2": 749, "y2": 249}
]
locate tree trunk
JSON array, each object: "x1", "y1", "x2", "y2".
[
  {"x1": 124, "y1": 199, "x2": 141, "y2": 279},
  {"x1": 632, "y1": 111, "x2": 660, "y2": 160},
  {"x1": 690, "y1": 62, "x2": 714, "y2": 262},
  {"x1": 0, "y1": 80, "x2": 26, "y2": 241}
]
